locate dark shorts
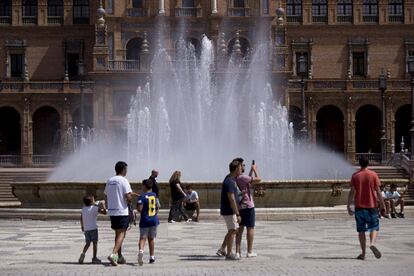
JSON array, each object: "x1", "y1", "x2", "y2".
[
  {"x1": 110, "y1": 215, "x2": 129, "y2": 230},
  {"x1": 84, "y1": 229, "x2": 98, "y2": 243},
  {"x1": 355, "y1": 208, "x2": 379, "y2": 233},
  {"x1": 185, "y1": 202, "x2": 198, "y2": 211},
  {"x1": 239, "y1": 207, "x2": 255, "y2": 228}
]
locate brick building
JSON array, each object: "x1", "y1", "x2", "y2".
[{"x1": 0, "y1": 0, "x2": 413, "y2": 167}]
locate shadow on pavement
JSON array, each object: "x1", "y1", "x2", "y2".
[
  {"x1": 304, "y1": 256, "x2": 357, "y2": 260},
  {"x1": 179, "y1": 255, "x2": 224, "y2": 261}
]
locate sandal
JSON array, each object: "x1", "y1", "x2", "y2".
[
  {"x1": 370, "y1": 245, "x2": 382, "y2": 259},
  {"x1": 357, "y1": 254, "x2": 365, "y2": 260}
]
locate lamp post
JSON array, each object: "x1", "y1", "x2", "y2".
[
  {"x1": 408, "y1": 56, "x2": 414, "y2": 158},
  {"x1": 298, "y1": 54, "x2": 308, "y2": 140},
  {"x1": 78, "y1": 59, "x2": 85, "y2": 130},
  {"x1": 379, "y1": 70, "x2": 387, "y2": 164}
]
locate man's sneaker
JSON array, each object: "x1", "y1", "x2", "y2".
[
  {"x1": 225, "y1": 253, "x2": 240, "y2": 261},
  {"x1": 370, "y1": 245, "x2": 382, "y2": 259},
  {"x1": 216, "y1": 249, "x2": 226, "y2": 257},
  {"x1": 246, "y1": 252, "x2": 258, "y2": 258},
  {"x1": 117, "y1": 255, "x2": 126, "y2": 264},
  {"x1": 398, "y1": 212, "x2": 405, "y2": 218},
  {"x1": 185, "y1": 218, "x2": 192, "y2": 223},
  {"x1": 78, "y1": 253, "x2": 85, "y2": 264},
  {"x1": 138, "y1": 251, "x2": 144, "y2": 266},
  {"x1": 236, "y1": 253, "x2": 241, "y2": 259},
  {"x1": 91, "y1": 257, "x2": 101, "y2": 264},
  {"x1": 107, "y1": 253, "x2": 118, "y2": 266},
  {"x1": 168, "y1": 220, "x2": 176, "y2": 223},
  {"x1": 149, "y1": 257, "x2": 155, "y2": 264},
  {"x1": 391, "y1": 213, "x2": 397, "y2": 218}
]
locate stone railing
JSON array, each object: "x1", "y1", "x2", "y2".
[
  {"x1": 32, "y1": 155, "x2": 57, "y2": 166},
  {"x1": 0, "y1": 155, "x2": 21, "y2": 166},
  {"x1": 389, "y1": 15, "x2": 404, "y2": 23},
  {"x1": 22, "y1": 16, "x2": 37, "y2": 24},
  {"x1": 355, "y1": 153, "x2": 381, "y2": 164},
  {"x1": 175, "y1": 7, "x2": 201, "y2": 17},
  {"x1": 0, "y1": 80, "x2": 93, "y2": 93},
  {"x1": 108, "y1": 60, "x2": 141, "y2": 71},
  {"x1": 47, "y1": 16, "x2": 63, "y2": 25},
  {"x1": 312, "y1": 15, "x2": 328, "y2": 23},
  {"x1": 127, "y1": 8, "x2": 145, "y2": 17},
  {"x1": 287, "y1": 79, "x2": 411, "y2": 91},
  {"x1": 363, "y1": 15, "x2": 378, "y2": 23},
  {"x1": 11, "y1": 179, "x2": 409, "y2": 208},
  {"x1": 287, "y1": 15, "x2": 302, "y2": 23},
  {"x1": 228, "y1": 7, "x2": 250, "y2": 17},
  {"x1": 0, "y1": 16, "x2": 11, "y2": 24},
  {"x1": 337, "y1": 15, "x2": 352, "y2": 23}
]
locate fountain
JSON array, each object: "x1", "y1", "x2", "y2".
[
  {"x1": 14, "y1": 33, "x2": 372, "y2": 209},
  {"x1": 49, "y1": 35, "x2": 353, "y2": 182}
]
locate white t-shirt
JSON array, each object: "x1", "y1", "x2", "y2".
[
  {"x1": 385, "y1": 191, "x2": 401, "y2": 200},
  {"x1": 186, "y1": 191, "x2": 199, "y2": 202},
  {"x1": 104, "y1": 175, "x2": 132, "y2": 216},
  {"x1": 82, "y1": 204, "x2": 99, "y2": 231}
]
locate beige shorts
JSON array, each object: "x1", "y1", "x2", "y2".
[{"x1": 222, "y1": 215, "x2": 238, "y2": 230}]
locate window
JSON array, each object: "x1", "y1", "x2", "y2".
[
  {"x1": 11, "y1": 54, "x2": 24, "y2": 78},
  {"x1": 353, "y1": 52, "x2": 365, "y2": 76},
  {"x1": 262, "y1": 0, "x2": 269, "y2": 14},
  {"x1": 388, "y1": 0, "x2": 403, "y2": 22},
  {"x1": 48, "y1": 0, "x2": 63, "y2": 24},
  {"x1": 182, "y1": 0, "x2": 195, "y2": 7},
  {"x1": 106, "y1": 0, "x2": 113, "y2": 14},
  {"x1": 296, "y1": 52, "x2": 309, "y2": 77},
  {"x1": 67, "y1": 53, "x2": 79, "y2": 78},
  {"x1": 287, "y1": 0, "x2": 302, "y2": 23},
  {"x1": 0, "y1": 0, "x2": 12, "y2": 17},
  {"x1": 108, "y1": 33, "x2": 114, "y2": 60},
  {"x1": 132, "y1": 0, "x2": 143, "y2": 8},
  {"x1": 22, "y1": 0, "x2": 37, "y2": 24},
  {"x1": 234, "y1": 0, "x2": 246, "y2": 8},
  {"x1": 337, "y1": 0, "x2": 352, "y2": 23},
  {"x1": 312, "y1": 0, "x2": 327, "y2": 23},
  {"x1": 363, "y1": 0, "x2": 378, "y2": 22},
  {"x1": 73, "y1": 0, "x2": 89, "y2": 24}
]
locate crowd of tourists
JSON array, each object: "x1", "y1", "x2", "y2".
[{"x1": 77, "y1": 155, "x2": 398, "y2": 266}]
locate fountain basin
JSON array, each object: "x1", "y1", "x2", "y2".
[{"x1": 11, "y1": 179, "x2": 409, "y2": 209}]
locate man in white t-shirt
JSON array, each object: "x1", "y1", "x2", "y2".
[
  {"x1": 105, "y1": 161, "x2": 132, "y2": 266},
  {"x1": 184, "y1": 184, "x2": 200, "y2": 222}
]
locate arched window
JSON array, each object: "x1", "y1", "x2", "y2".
[
  {"x1": 126, "y1": 38, "x2": 143, "y2": 70},
  {"x1": 48, "y1": 0, "x2": 63, "y2": 24},
  {"x1": 312, "y1": 0, "x2": 327, "y2": 23},
  {"x1": 22, "y1": 0, "x2": 37, "y2": 24},
  {"x1": 337, "y1": 0, "x2": 352, "y2": 23},
  {"x1": 73, "y1": 0, "x2": 89, "y2": 24},
  {"x1": 287, "y1": 0, "x2": 302, "y2": 23},
  {"x1": 363, "y1": 0, "x2": 378, "y2": 22},
  {"x1": 388, "y1": 0, "x2": 403, "y2": 22},
  {"x1": 0, "y1": 0, "x2": 12, "y2": 24}
]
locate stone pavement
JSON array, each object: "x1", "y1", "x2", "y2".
[{"x1": 0, "y1": 218, "x2": 413, "y2": 276}]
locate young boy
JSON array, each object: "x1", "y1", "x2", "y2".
[
  {"x1": 79, "y1": 195, "x2": 107, "y2": 264},
  {"x1": 137, "y1": 179, "x2": 160, "y2": 266},
  {"x1": 387, "y1": 184, "x2": 405, "y2": 218},
  {"x1": 184, "y1": 184, "x2": 200, "y2": 222}
]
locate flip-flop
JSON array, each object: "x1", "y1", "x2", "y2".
[
  {"x1": 357, "y1": 254, "x2": 365, "y2": 260},
  {"x1": 370, "y1": 245, "x2": 382, "y2": 259}
]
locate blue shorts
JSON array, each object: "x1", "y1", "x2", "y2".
[
  {"x1": 239, "y1": 208, "x2": 255, "y2": 228},
  {"x1": 84, "y1": 229, "x2": 98, "y2": 243},
  {"x1": 110, "y1": 216, "x2": 129, "y2": 230},
  {"x1": 355, "y1": 208, "x2": 379, "y2": 233}
]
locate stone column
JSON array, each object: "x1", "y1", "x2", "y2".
[
  {"x1": 63, "y1": 0, "x2": 73, "y2": 25},
  {"x1": 21, "y1": 98, "x2": 33, "y2": 166},
  {"x1": 346, "y1": 97, "x2": 356, "y2": 163},
  {"x1": 38, "y1": 0, "x2": 47, "y2": 26},
  {"x1": 378, "y1": 0, "x2": 388, "y2": 25},
  {"x1": 12, "y1": 0, "x2": 22, "y2": 25},
  {"x1": 211, "y1": 0, "x2": 218, "y2": 14},
  {"x1": 159, "y1": 0, "x2": 165, "y2": 14}
]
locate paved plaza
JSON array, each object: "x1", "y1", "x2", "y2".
[{"x1": 0, "y1": 217, "x2": 413, "y2": 276}]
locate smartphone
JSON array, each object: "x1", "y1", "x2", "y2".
[{"x1": 252, "y1": 160, "x2": 255, "y2": 165}]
